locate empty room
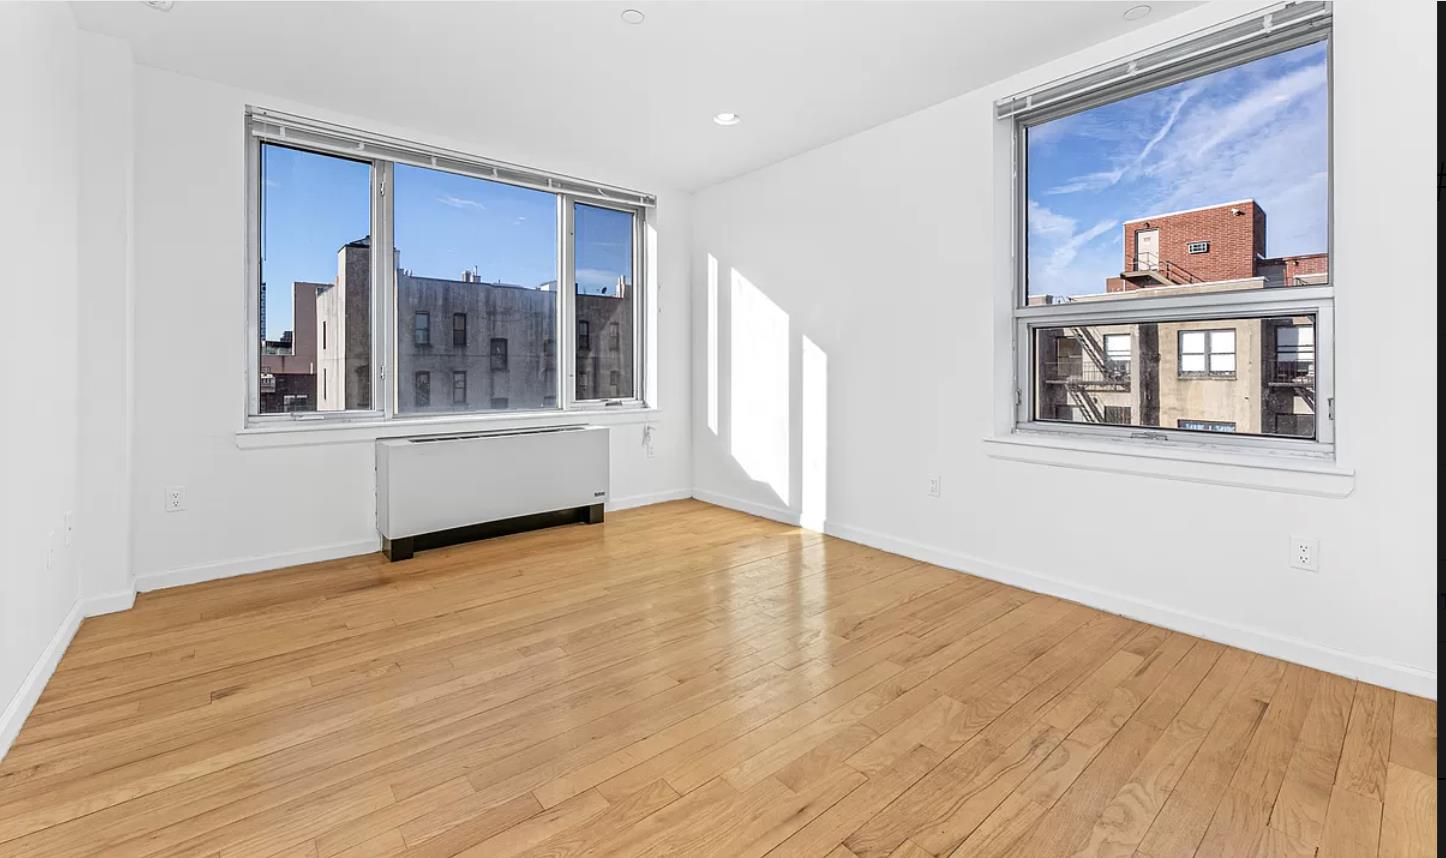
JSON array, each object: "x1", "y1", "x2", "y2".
[{"x1": 0, "y1": 1, "x2": 1436, "y2": 856}]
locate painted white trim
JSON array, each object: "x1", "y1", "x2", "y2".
[
  {"x1": 691, "y1": 496, "x2": 1435, "y2": 699},
  {"x1": 84, "y1": 588, "x2": 137, "y2": 616},
  {"x1": 0, "y1": 601, "x2": 84, "y2": 761},
  {"x1": 236, "y1": 407, "x2": 664, "y2": 449},
  {"x1": 690, "y1": 489, "x2": 801, "y2": 527},
  {"x1": 983, "y1": 434, "x2": 1355, "y2": 498},
  {"x1": 606, "y1": 487, "x2": 693, "y2": 513},
  {"x1": 133, "y1": 492, "x2": 694, "y2": 593},
  {"x1": 134, "y1": 537, "x2": 382, "y2": 593}
]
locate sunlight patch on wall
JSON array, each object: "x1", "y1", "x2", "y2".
[
  {"x1": 707, "y1": 254, "x2": 719, "y2": 435},
  {"x1": 729, "y1": 268, "x2": 789, "y2": 505},
  {"x1": 800, "y1": 335, "x2": 828, "y2": 531}
]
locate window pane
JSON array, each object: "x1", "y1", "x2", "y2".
[
  {"x1": 258, "y1": 144, "x2": 372, "y2": 414},
  {"x1": 574, "y1": 203, "x2": 635, "y2": 401},
  {"x1": 1024, "y1": 42, "x2": 1328, "y2": 304},
  {"x1": 393, "y1": 163, "x2": 559, "y2": 413},
  {"x1": 1180, "y1": 331, "x2": 1206, "y2": 354},
  {"x1": 1034, "y1": 315, "x2": 1317, "y2": 438}
]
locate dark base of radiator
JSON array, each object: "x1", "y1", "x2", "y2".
[{"x1": 383, "y1": 502, "x2": 604, "y2": 562}]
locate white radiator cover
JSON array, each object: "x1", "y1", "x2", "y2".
[{"x1": 376, "y1": 425, "x2": 609, "y2": 539}]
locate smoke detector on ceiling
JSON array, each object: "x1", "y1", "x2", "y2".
[{"x1": 143, "y1": 0, "x2": 174, "y2": 10}]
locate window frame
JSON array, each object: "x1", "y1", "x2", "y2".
[
  {"x1": 243, "y1": 109, "x2": 654, "y2": 428},
  {"x1": 1178, "y1": 328, "x2": 1237, "y2": 378},
  {"x1": 1007, "y1": 22, "x2": 1335, "y2": 457},
  {"x1": 566, "y1": 199, "x2": 644, "y2": 409}
]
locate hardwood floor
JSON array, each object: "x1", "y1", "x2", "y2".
[{"x1": 0, "y1": 500, "x2": 1434, "y2": 857}]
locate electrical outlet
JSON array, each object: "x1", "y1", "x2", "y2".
[
  {"x1": 643, "y1": 425, "x2": 656, "y2": 459},
  {"x1": 927, "y1": 476, "x2": 942, "y2": 498},
  {"x1": 165, "y1": 485, "x2": 186, "y2": 512},
  {"x1": 1289, "y1": 535, "x2": 1319, "y2": 572},
  {"x1": 64, "y1": 511, "x2": 74, "y2": 546},
  {"x1": 46, "y1": 531, "x2": 55, "y2": 570}
]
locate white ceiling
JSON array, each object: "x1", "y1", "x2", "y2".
[{"x1": 71, "y1": 1, "x2": 1193, "y2": 192}]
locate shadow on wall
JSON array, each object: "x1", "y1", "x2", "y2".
[{"x1": 706, "y1": 253, "x2": 829, "y2": 531}]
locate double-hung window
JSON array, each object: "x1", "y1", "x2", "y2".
[
  {"x1": 246, "y1": 110, "x2": 653, "y2": 425},
  {"x1": 1001, "y1": 2, "x2": 1333, "y2": 450}
]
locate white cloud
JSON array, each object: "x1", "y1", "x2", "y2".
[
  {"x1": 436, "y1": 195, "x2": 484, "y2": 210},
  {"x1": 1048, "y1": 89, "x2": 1196, "y2": 195}
]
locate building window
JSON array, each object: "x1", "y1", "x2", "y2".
[
  {"x1": 451, "y1": 371, "x2": 467, "y2": 405},
  {"x1": 1008, "y1": 7, "x2": 1331, "y2": 450},
  {"x1": 414, "y1": 371, "x2": 430, "y2": 407},
  {"x1": 1179, "y1": 329, "x2": 1236, "y2": 377},
  {"x1": 246, "y1": 111, "x2": 651, "y2": 424}
]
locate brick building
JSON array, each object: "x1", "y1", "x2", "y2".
[{"x1": 1036, "y1": 201, "x2": 1325, "y2": 438}]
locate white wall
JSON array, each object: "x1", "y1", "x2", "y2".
[
  {"x1": 691, "y1": 2, "x2": 1437, "y2": 697},
  {"x1": 128, "y1": 67, "x2": 693, "y2": 590},
  {"x1": 0, "y1": 3, "x2": 84, "y2": 751},
  {"x1": 76, "y1": 30, "x2": 138, "y2": 612}
]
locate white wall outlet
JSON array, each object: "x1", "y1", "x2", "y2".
[
  {"x1": 165, "y1": 485, "x2": 186, "y2": 512},
  {"x1": 64, "y1": 511, "x2": 74, "y2": 546},
  {"x1": 1289, "y1": 535, "x2": 1319, "y2": 572},
  {"x1": 46, "y1": 531, "x2": 55, "y2": 570},
  {"x1": 927, "y1": 476, "x2": 942, "y2": 498},
  {"x1": 643, "y1": 425, "x2": 656, "y2": 459}
]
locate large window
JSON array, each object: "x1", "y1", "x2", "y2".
[
  {"x1": 246, "y1": 110, "x2": 653, "y2": 425},
  {"x1": 1004, "y1": 5, "x2": 1333, "y2": 450}
]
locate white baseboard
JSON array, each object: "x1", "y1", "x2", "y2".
[
  {"x1": 607, "y1": 488, "x2": 693, "y2": 512},
  {"x1": 134, "y1": 537, "x2": 382, "y2": 593},
  {"x1": 0, "y1": 600, "x2": 83, "y2": 760},
  {"x1": 134, "y1": 492, "x2": 695, "y2": 595},
  {"x1": 691, "y1": 489, "x2": 801, "y2": 526},
  {"x1": 693, "y1": 494, "x2": 1437, "y2": 700},
  {"x1": 84, "y1": 588, "x2": 136, "y2": 616}
]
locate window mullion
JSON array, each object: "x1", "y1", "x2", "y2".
[{"x1": 560, "y1": 195, "x2": 576, "y2": 411}]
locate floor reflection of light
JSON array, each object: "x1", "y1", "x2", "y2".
[
  {"x1": 729, "y1": 268, "x2": 790, "y2": 504},
  {"x1": 800, "y1": 335, "x2": 827, "y2": 532}
]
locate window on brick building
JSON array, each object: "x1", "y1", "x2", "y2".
[{"x1": 1004, "y1": 6, "x2": 1333, "y2": 449}]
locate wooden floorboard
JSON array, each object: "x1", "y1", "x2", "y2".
[{"x1": 0, "y1": 500, "x2": 1433, "y2": 858}]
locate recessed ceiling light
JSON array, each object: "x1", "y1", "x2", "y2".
[
  {"x1": 712, "y1": 113, "x2": 741, "y2": 127},
  {"x1": 620, "y1": 9, "x2": 645, "y2": 24},
  {"x1": 1122, "y1": 4, "x2": 1152, "y2": 21}
]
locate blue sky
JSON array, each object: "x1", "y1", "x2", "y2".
[
  {"x1": 1026, "y1": 42, "x2": 1328, "y2": 299},
  {"x1": 260, "y1": 146, "x2": 633, "y2": 339}
]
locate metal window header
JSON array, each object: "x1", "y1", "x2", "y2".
[
  {"x1": 994, "y1": 1, "x2": 1331, "y2": 123},
  {"x1": 247, "y1": 107, "x2": 656, "y2": 209}
]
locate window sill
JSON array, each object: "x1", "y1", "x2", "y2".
[
  {"x1": 236, "y1": 406, "x2": 661, "y2": 449},
  {"x1": 983, "y1": 430, "x2": 1355, "y2": 498}
]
